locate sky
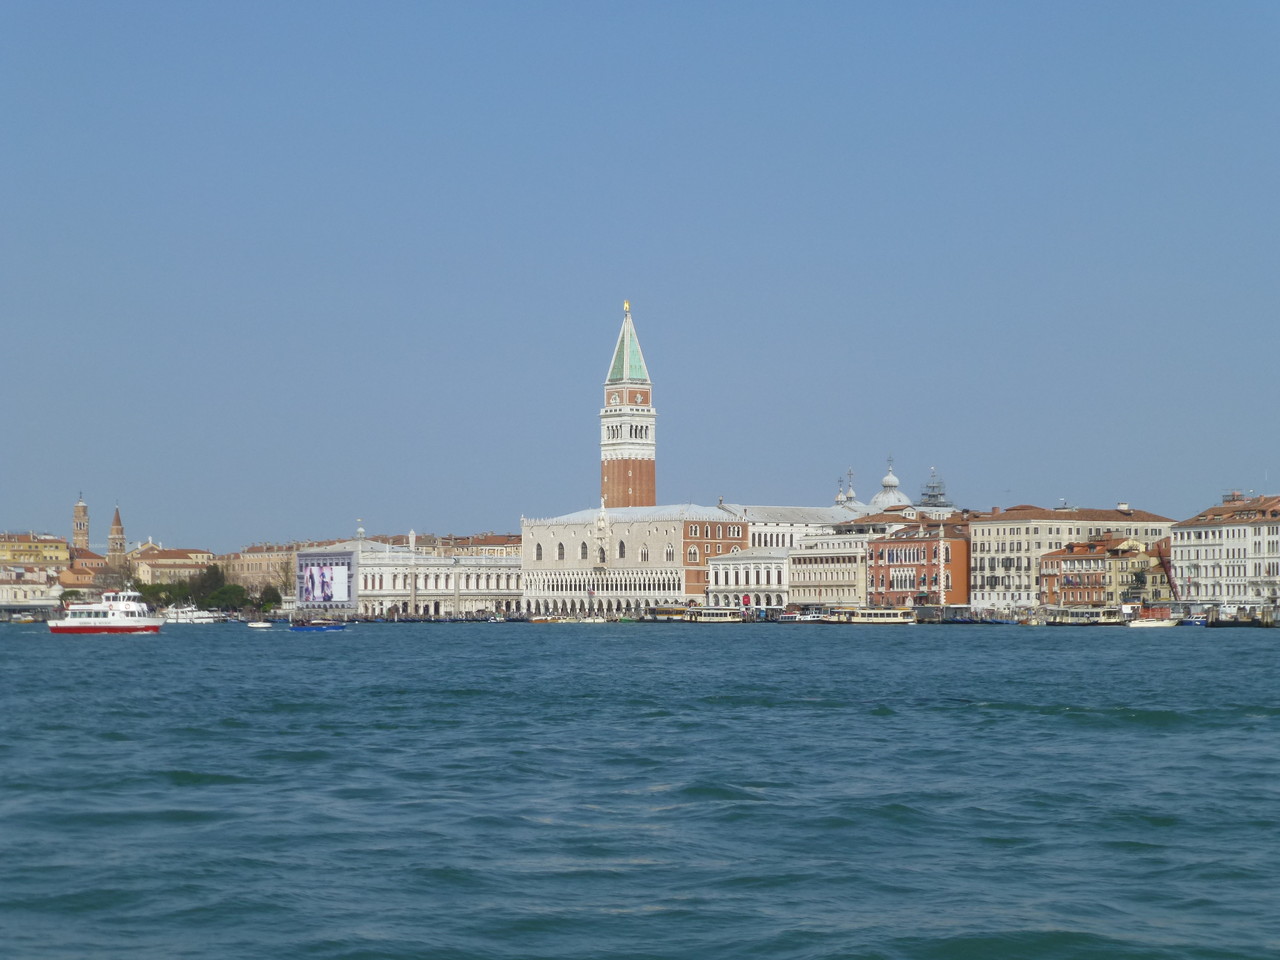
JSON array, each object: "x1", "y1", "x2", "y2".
[{"x1": 3, "y1": 1, "x2": 1277, "y2": 553}]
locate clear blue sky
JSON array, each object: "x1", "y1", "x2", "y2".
[{"x1": 3, "y1": 2, "x2": 1277, "y2": 553}]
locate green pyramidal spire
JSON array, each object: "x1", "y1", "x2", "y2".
[{"x1": 606, "y1": 300, "x2": 650, "y2": 383}]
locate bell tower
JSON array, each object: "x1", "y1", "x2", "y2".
[
  {"x1": 72, "y1": 495, "x2": 89, "y2": 551},
  {"x1": 107, "y1": 506, "x2": 126, "y2": 568},
  {"x1": 600, "y1": 301, "x2": 656, "y2": 508}
]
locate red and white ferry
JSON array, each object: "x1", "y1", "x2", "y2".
[{"x1": 49, "y1": 589, "x2": 165, "y2": 635}]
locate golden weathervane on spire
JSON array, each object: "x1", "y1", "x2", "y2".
[{"x1": 623, "y1": 300, "x2": 630, "y2": 313}]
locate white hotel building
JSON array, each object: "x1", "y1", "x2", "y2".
[{"x1": 1170, "y1": 493, "x2": 1280, "y2": 613}]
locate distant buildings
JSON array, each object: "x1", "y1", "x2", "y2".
[
  {"x1": 0, "y1": 532, "x2": 70, "y2": 616},
  {"x1": 520, "y1": 303, "x2": 893, "y2": 617},
  {"x1": 967, "y1": 504, "x2": 1172, "y2": 614},
  {"x1": 14, "y1": 306, "x2": 1279, "y2": 625}
]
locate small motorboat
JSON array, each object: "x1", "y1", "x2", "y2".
[{"x1": 289, "y1": 619, "x2": 347, "y2": 632}]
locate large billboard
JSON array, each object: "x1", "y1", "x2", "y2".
[{"x1": 295, "y1": 550, "x2": 357, "y2": 611}]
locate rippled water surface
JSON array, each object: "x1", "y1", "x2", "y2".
[{"x1": 2, "y1": 622, "x2": 1276, "y2": 959}]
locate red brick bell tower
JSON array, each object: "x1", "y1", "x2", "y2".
[{"x1": 600, "y1": 301, "x2": 656, "y2": 508}]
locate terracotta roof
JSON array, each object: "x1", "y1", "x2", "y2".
[
  {"x1": 134, "y1": 549, "x2": 212, "y2": 561},
  {"x1": 1040, "y1": 536, "x2": 1146, "y2": 558},
  {"x1": 874, "y1": 524, "x2": 970, "y2": 542},
  {"x1": 981, "y1": 505, "x2": 1171, "y2": 523},
  {"x1": 1173, "y1": 494, "x2": 1280, "y2": 527}
]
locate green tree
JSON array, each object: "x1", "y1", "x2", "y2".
[
  {"x1": 206, "y1": 583, "x2": 248, "y2": 611},
  {"x1": 260, "y1": 585, "x2": 283, "y2": 611}
]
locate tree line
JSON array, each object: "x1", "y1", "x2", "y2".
[{"x1": 132, "y1": 565, "x2": 283, "y2": 612}]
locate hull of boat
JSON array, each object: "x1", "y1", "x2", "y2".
[{"x1": 49, "y1": 623, "x2": 162, "y2": 635}]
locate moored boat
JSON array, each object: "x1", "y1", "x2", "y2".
[
  {"x1": 164, "y1": 604, "x2": 226, "y2": 624},
  {"x1": 822, "y1": 607, "x2": 916, "y2": 625},
  {"x1": 647, "y1": 605, "x2": 691, "y2": 622},
  {"x1": 1127, "y1": 618, "x2": 1179, "y2": 628},
  {"x1": 685, "y1": 606, "x2": 744, "y2": 623},
  {"x1": 49, "y1": 590, "x2": 164, "y2": 635}
]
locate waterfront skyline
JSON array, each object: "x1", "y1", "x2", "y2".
[{"x1": 4, "y1": 3, "x2": 1277, "y2": 553}]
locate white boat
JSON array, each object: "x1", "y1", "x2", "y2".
[
  {"x1": 164, "y1": 604, "x2": 226, "y2": 624},
  {"x1": 1127, "y1": 618, "x2": 1179, "y2": 628},
  {"x1": 49, "y1": 590, "x2": 164, "y2": 635},
  {"x1": 822, "y1": 607, "x2": 916, "y2": 624},
  {"x1": 777, "y1": 612, "x2": 824, "y2": 623},
  {"x1": 246, "y1": 621, "x2": 272, "y2": 629}
]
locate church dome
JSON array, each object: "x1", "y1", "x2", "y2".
[{"x1": 870, "y1": 461, "x2": 912, "y2": 510}]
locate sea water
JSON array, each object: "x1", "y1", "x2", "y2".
[{"x1": 1, "y1": 622, "x2": 1276, "y2": 960}]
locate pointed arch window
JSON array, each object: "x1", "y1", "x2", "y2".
[
  {"x1": 618, "y1": 540, "x2": 626, "y2": 560},
  {"x1": 687, "y1": 545, "x2": 700, "y2": 562},
  {"x1": 557, "y1": 542, "x2": 565, "y2": 561},
  {"x1": 665, "y1": 544, "x2": 675, "y2": 563},
  {"x1": 598, "y1": 546, "x2": 606, "y2": 564},
  {"x1": 640, "y1": 545, "x2": 650, "y2": 563},
  {"x1": 580, "y1": 542, "x2": 588, "y2": 560}
]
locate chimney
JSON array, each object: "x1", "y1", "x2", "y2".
[
  {"x1": 1117, "y1": 502, "x2": 1130, "y2": 512},
  {"x1": 991, "y1": 506, "x2": 1002, "y2": 515}
]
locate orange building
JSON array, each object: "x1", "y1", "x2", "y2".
[
  {"x1": 1039, "y1": 536, "x2": 1160, "y2": 607},
  {"x1": 866, "y1": 520, "x2": 972, "y2": 608}
]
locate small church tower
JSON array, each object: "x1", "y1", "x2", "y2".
[
  {"x1": 72, "y1": 495, "x2": 89, "y2": 552},
  {"x1": 107, "y1": 506, "x2": 126, "y2": 568},
  {"x1": 600, "y1": 301, "x2": 657, "y2": 508}
]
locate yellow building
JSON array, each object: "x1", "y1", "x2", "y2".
[{"x1": 0, "y1": 533, "x2": 70, "y2": 568}]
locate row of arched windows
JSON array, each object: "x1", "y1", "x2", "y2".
[
  {"x1": 535, "y1": 542, "x2": 675, "y2": 563},
  {"x1": 361, "y1": 572, "x2": 521, "y2": 591},
  {"x1": 525, "y1": 572, "x2": 682, "y2": 595},
  {"x1": 604, "y1": 424, "x2": 651, "y2": 440},
  {"x1": 687, "y1": 524, "x2": 743, "y2": 538},
  {"x1": 709, "y1": 566, "x2": 783, "y2": 586}
]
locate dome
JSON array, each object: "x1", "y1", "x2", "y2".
[{"x1": 870, "y1": 461, "x2": 912, "y2": 510}]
